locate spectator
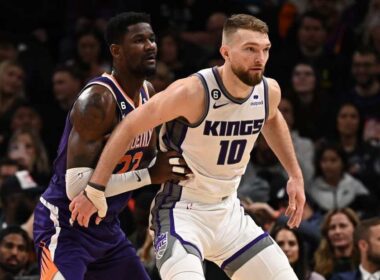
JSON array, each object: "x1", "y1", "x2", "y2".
[
  {"x1": 157, "y1": 30, "x2": 198, "y2": 79},
  {"x1": 330, "y1": 217, "x2": 380, "y2": 280},
  {"x1": 0, "y1": 158, "x2": 20, "y2": 189},
  {"x1": 333, "y1": 102, "x2": 380, "y2": 199},
  {"x1": 308, "y1": 143, "x2": 375, "y2": 215},
  {"x1": 66, "y1": 28, "x2": 110, "y2": 82},
  {"x1": 268, "y1": 11, "x2": 341, "y2": 93},
  {"x1": 7, "y1": 128, "x2": 50, "y2": 185},
  {"x1": 0, "y1": 60, "x2": 25, "y2": 154},
  {"x1": 52, "y1": 65, "x2": 83, "y2": 112},
  {"x1": 271, "y1": 225, "x2": 326, "y2": 280},
  {"x1": 314, "y1": 208, "x2": 360, "y2": 278},
  {"x1": 9, "y1": 103, "x2": 43, "y2": 134},
  {"x1": 342, "y1": 47, "x2": 380, "y2": 120},
  {"x1": 287, "y1": 62, "x2": 335, "y2": 140},
  {"x1": 0, "y1": 226, "x2": 38, "y2": 279},
  {"x1": 181, "y1": 12, "x2": 227, "y2": 55},
  {"x1": 0, "y1": 170, "x2": 42, "y2": 229}
]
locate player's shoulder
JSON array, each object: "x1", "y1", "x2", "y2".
[
  {"x1": 144, "y1": 80, "x2": 156, "y2": 98},
  {"x1": 76, "y1": 84, "x2": 116, "y2": 110},
  {"x1": 264, "y1": 77, "x2": 281, "y2": 101},
  {"x1": 265, "y1": 77, "x2": 280, "y2": 94},
  {"x1": 167, "y1": 75, "x2": 203, "y2": 97},
  {"x1": 71, "y1": 83, "x2": 117, "y2": 123}
]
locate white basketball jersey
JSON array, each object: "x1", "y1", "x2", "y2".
[{"x1": 159, "y1": 67, "x2": 268, "y2": 198}]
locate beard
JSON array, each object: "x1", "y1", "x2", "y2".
[
  {"x1": 133, "y1": 64, "x2": 156, "y2": 78},
  {"x1": 0, "y1": 259, "x2": 24, "y2": 274},
  {"x1": 367, "y1": 246, "x2": 380, "y2": 268},
  {"x1": 231, "y1": 63, "x2": 263, "y2": 86}
]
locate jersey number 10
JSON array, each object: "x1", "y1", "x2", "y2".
[{"x1": 217, "y1": 139, "x2": 247, "y2": 165}]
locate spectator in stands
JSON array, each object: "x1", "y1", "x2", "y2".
[
  {"x1": 7, "y1": 128, "x2": 50, "y2": 185},
  {"x1": 9, "y1": 103, "x2": 43, "y2": 134},
  {"x1": 157, "y1": 31, "x2": 194, "y2": 79},
  {"x1": 330, "y1": 217, "x2": 380, "y2": 280},
  {"x1": 314, "y1": 208, "x2": 360, "y2": 278},
  {"x1": 333, "y1": 102, "x2": 380, "y2": 199},
  {"x1": 287, "y1": 62, "x2": 335, "y2": 140},
  {"x1": 67, "y1": 28, "x2": 110, "y2": 82},
  {"x1": 0, "y1": 158, "x2": 20, "y2": 189},
  {"x1": 0, "y1": 226, "x2": 38, "y2": 279},
  {"x1": 343, "y1": 47, "x2": 380, "y2": 119},
  {"x1": 0, "y1": 60, "x2": 25, "y2": 155},
  {"x1": 0, "y1": 170, "x2": 42, "y2": 229},
  {"x1": 271, "y1": 225, "x2": 326, "y2": 280},
  {"x1": 181, "y1": 12, "x2": 227, "y2": 55},
  {"x1": 52, "y1": 65, "x2": 83, "y2": 112},
  {"x1": 308, "y1": 143, "x2": 375, "y2": 214},
  {"x1": 268, "y1": 11, "x2": 341, "y2": 93}
]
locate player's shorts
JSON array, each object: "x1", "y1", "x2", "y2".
[
  {"x1": 150, "y1": 183, "x2": 274, "y2": 278},
  {"x1": 33, "y1": 197, "x2": 150, "y2": 280}
]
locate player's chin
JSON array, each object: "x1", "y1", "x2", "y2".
[{"x1": 143, "y1": 64, "x2": 157, "y2": 76}]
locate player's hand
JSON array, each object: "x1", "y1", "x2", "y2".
[
  {"x1": 69, "y1": 183, "x2": 108, "y2": 227},
  {"x1": 285, "y1": 176, "x2": 305, "y2": 228},
  {"x1": 149, "y1": 150, "x2": 192, "y2": 184}
]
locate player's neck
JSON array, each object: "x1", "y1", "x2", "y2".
[
  {"x1": 112, "y1": 68, "x2": 145, "y2": 100},
  {"x1": 218, "y1": 66, "x2": 253, "y2": 99}
]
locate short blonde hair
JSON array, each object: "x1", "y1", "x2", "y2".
[{"x1": 223, "y1": 14, "x2": 268, "y2": 43}]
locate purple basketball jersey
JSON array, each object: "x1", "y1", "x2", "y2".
[{"x1": 33, "y1": 74, "x2": 154, "y2": 279}]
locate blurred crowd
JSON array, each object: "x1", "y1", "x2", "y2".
[{"x1": 0, "y1": 0, "x2": 380, "y2": 279}]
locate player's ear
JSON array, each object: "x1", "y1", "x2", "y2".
[
  {"x1": 110, "y1": 44, "x2": 121, "y2": 59},
  {"x1": 220, "y1": 45, "x2": 229, "y2": 60}
]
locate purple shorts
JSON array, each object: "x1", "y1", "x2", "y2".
[{"x1": 33, "y1": 200, "x2": 150, "y2": 280}]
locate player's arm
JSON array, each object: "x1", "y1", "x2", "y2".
[
  {"x1": 90, "y1": 76, "x2": 204, "y2": 187},
  {"x1": 261, "y1": 78, "x2": 305, "y2": 228},
  {"x1": 66, "y1": 84, "x2": 190, "y2": 202},
  {"x1": 67, "y1": 85, "x2": 117, "y2": 169},
  {"x1": 69, "y1": 76, "x2": 204, "y2": 224}
]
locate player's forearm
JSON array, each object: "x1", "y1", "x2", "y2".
[
  {"x1": 90, "y1": 120, "x2": 135, "y2": 186},
  {"x1": 262, "y1": 112, "x2": 302, "y2": 179}
]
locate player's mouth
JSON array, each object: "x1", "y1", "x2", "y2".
[
  {"x1": 144, "y1": 53, "x2": 156, "y2": 64},
  {"x1": 6, "y1": 257, "x2": 19, "y2": 266}
]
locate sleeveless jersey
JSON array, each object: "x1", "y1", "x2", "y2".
[
  {"x1": 159, "y1": 67, "x2": 268, "y2": 198},
  {"x1": 42, "y1": 73, "x2": 155, "y2": 219}
]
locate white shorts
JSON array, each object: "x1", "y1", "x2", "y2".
[{"x1": 150, "y1": 183, "x2": 279, "y2": 278}]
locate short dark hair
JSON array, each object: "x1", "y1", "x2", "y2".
[
  {"x1": 299, "y1": 11, "x2": 326, "y2": 30},
  {"x1": 0, "y1": 226, "x2": 30, "y2": 250},
  {"x1": 354, "y1": 217, "x2": 380, "y2": 244},
  {"x1": 223, "y1": 14, "x2": 268, "y2": 38},
  {"x1": 105, "y1": 12, "x2": 151, "y2": 46},
  {"x1": 53, "y1": 64, "x2": 84, "y2": 81},
  {"x1": 314, "y1": 142, "x2": 347, "y2": 178}
]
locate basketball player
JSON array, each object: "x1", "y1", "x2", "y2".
[
  {"x1": 33, "y1": 12, "x2": 190, "y2": 280},
  {"x1": 71, "y1": 14, "x2": 305, "y2": 279}
]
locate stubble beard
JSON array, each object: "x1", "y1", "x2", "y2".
[
  {"x1": 231, "y1": 64, "x2": 263, "y2": 86},
  {"x1": 367, "y1": 246, "x2": 380, "y2": 268}
]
